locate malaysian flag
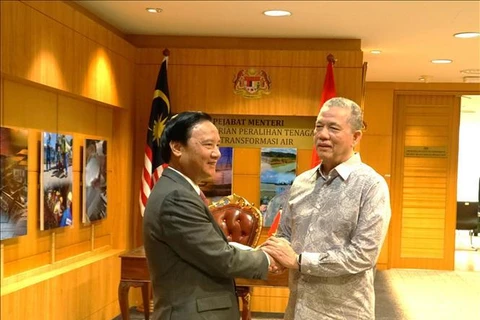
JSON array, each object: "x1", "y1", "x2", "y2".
[{"x1": 139, "y1": 50, "x2": 171, "y2": 216}]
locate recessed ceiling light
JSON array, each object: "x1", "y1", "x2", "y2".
[
  {"x1": 418, "y1": 75, "x2": 432, "y2": 82},
  {"x1": 454, "y1": 32, "x2": 480, "y2": 39},
  {"x1": 370, "y1": 50, "x2": 382, "y2": 54},
  {"x1": 146, "y1": 8, "x2": 162, "y2": 13},
  {"x1": 263, "y1": 10, "x2": 292, "y2": 17},
  {"x1": 431, "y1": 59, "x2": 452, "y2": 64},
  {"x1": 460, "y1": 69, "x2": 480, "y2": 74}
]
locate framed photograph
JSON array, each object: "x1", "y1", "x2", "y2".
[
  {"x1": 40, "y1": 132, "x2": 73, "y2": 230},
  {"x1": 83, "y1": 139, "x2": 107, "y2": 223},
  {"x1": 201, "y1": 147, "x2": 233, "y2": 203},
  {"x1": 260, "y1": 148, "x2": 297, "y2": 226},
  {"x1": 0, "y1": 127, "x2": 28, "y2": 240}
]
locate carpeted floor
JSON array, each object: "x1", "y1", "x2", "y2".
[
  {"x1": 374, "y1": 270, "x2": 405, "y2": 320},
  {"x1": 112, "y1": 271, "x2": 399, "y2": 320},
  {"x1": 113, "y1": 263, "x2": 480, "y2": 320},
  {"x1": 113, "y1": 309, "x2": 283, "y2": 320}
]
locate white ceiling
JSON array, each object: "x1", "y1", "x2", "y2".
[{"x1": 75, "y1": 1, "x2": 480, "y2": 83}]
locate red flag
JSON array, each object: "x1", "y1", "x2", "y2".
[
  {"x1": 267, "y1": 209, "x2": 282, "y2": 237},
  {"x1": 139, "y1": 53, "x2": 171, "y2": 216},
  {"x1": 311, "y1": 58, "x2": 336, "y2": 168}
]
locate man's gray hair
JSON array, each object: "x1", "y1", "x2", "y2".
[{"x1": 322, "y1": 97, "x2": 364, "y2": 131}]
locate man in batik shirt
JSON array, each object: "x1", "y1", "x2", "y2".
[{"x1": 262, "y1": 97, "x2": 391, "y2": 320}]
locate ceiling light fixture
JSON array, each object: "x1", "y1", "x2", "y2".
[
  {"x1": 418, "y1": 75, "x2": 432, "y2": 83},
  {"x1": 263, "y1": 10, "x2": 292, "y2": 17},
  {"x1": 370, "y1": 50, "x2": 382, "y2": 54},
  {"x1": 431, "y1": 59, "x2": 452, "y2": 64},
  {"x1": 454, "y1": 32, "x2": 480, "y2": 39},
  {"x1": 146, "y1": 8, "x2": 162, "y2": 13}
]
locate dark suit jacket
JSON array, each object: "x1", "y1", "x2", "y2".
[{"x1": 144, "y1": 168, "x2": 269, "y2": 320}]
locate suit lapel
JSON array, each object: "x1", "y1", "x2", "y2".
[{"x1": 162, "y1": 168, "x2": 228, "y2": 242}]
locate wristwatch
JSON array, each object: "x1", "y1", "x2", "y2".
[{"x1": 296, "y1": 253, "x2": 302, "y2": 271}]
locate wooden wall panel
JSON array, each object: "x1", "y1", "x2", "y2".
[
  {"x1": 1, "y1": 2, "x2": 134, "y2": 318},
  {"x1": 251, "y1": 287, "x2": 290, "y2": 313},
  {"x1": 137, "y1": 47, "x2": 362, "y2": 67},
  {"x1": 55, "y1": 240, "x2": 91, "y2": 262},
  {"x1": 232, "y1": 176, "x2": 260, "y2": 207},
  {"x1": 110, "y1": 109, "x2": 133, "y2": 249},
  {"x1": 94, "y1": 234, "x2": 112, "y2": 250},
  {"x1": 58, "y1": 95, "x2": 97, "y2": 134},
  {"x1": 233, "y1": 148, "x2": 260, "y2": 175},
  {"x1": 1, "y1": 253, "x2": 121, "y2": 320},
  {"x1": 3, "y1": 252, "x2": 52, "y2": 279},
  {"x1": 1, "y1": 1, "x2": 73, "y2": 92},
  {"x1": 55, "y1": 226, "x2": 91, "y2": 256},
  {"x1": 129, "y1": 36, "x2": 360, "y2": 51},
  {"x1": 3, "y1": 80, "x2": 58, "y2": 130},
  {"x1": 360, "y1": 135, "x2": 392, "y2": 176},
  {"x1": 362, "y1": 85, "x2": 395, "y2": 269},
  {"x1": 1, "y1": 0, "x2": 135, "y2": 109},
  {"x1": 96, "y1": 106, "x2": 113, "y2": 137},
  {"x1": 296, "y1": 149, "x2": 313, "y2": 175},
  {"x1": 137, "y1": 49, "x2": 361, "y2": 120}
]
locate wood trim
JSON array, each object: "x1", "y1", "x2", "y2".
[
  {"x1": 390, "y1": 93, "x2": 406, "y2": 268},
  {"x1": 127, "y1": 35, "x2": 361, "y2": 50},
  {"x1": 367, "y1": 82, "x2": 480, "y2": 92},
  {"x1": 1, "y1": 73, "x2": 126, "y2": 111}
]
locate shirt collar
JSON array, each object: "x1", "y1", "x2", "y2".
[
  {"x1": 318, "y1": 153, "x2": 362, "y2": 181},
  {"x1": 168, "y1": 167, "x2": 201, "y2": 195}
]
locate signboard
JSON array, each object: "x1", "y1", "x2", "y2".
[
  {"x1": 404, "y1": 146, "x2": 447, "y2": 158},
  {"x1": 212, "y1": 115, "x2": 315, "y2": 149}
]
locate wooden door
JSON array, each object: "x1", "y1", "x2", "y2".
[{"x1": 390, "y1": 93, "x2": 460, "y2": 269}]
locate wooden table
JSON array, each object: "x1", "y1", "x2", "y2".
[
  {"x1": 118, "y1": 246, "x2": 151, "y2": 320},
  {"x1": 118, "y1": 246, "x2": 288, "y2": 320}
]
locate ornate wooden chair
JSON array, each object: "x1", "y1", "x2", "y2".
[{"x1": 209, "y1": 194, "x2": 263, "y2": 320}]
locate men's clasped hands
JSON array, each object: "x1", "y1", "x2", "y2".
[{"x1": 258, "y1": 236, "x2": 299, "y2": 274}]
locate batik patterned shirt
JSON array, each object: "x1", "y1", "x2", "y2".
[{"x1": 277, "y1": 153, "x2": 391, "y2": 320}]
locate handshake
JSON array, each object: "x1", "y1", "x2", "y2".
[{"x1": 257, "y1": 236, "x2": 299, "y2": 274}]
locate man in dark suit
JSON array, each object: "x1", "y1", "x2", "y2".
[{"x1": 144, "y1": 111, "x2": 276, "y2": 320}]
